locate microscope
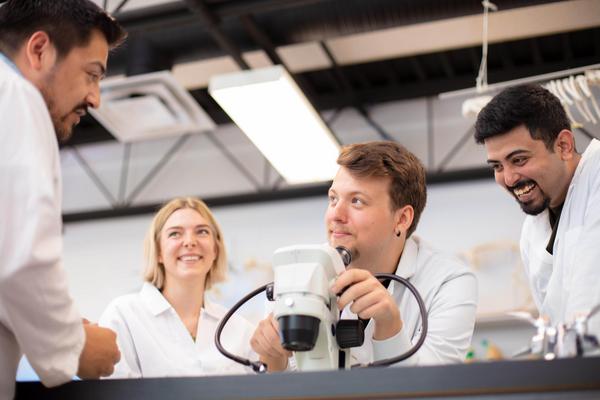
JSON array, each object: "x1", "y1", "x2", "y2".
[
  {"x1": 271, "y1": 244, "x2": 360, "y2": 370},
  {"x1": 214, "y1": 244, "x2": 427, "y2": 373}
]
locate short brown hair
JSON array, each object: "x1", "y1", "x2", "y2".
[
  {"x1": 337, "y1": 141, "x2": 427, "y2": 237},
  {"x1": 143, "y1": 197, "x2": 227, "y2": 290}
]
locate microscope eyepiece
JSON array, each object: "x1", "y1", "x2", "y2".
[{"x1": 335, "y1": 246, "x2": 352, "y2": 267}]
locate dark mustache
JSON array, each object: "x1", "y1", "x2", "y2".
[
  {"x1": 508, "y1": 179, "x2": 536, "y2": 191},
  {"x1": 73, "y1": 103, "x2": 88, "y2": 115}
]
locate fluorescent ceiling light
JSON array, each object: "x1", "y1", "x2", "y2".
[
  {"x1": 209, "y1": 65, "x2": 340, "y2": 184},
  {"x1": 90, "y1": 71, "x2": 215, "y2": 142}
]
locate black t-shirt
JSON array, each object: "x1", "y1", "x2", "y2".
[{"x1": 546, "y1": 203, "x2": 564, "y2": 255}]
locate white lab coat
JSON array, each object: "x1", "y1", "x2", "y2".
[
  {"x1": 344, "y1": 235, "x2": 478, "y2": 366},
  {"x1": 0, "y1": 55, "x2": 84, "y2": 399},
  {"x1": 521, "y1": 139, "x2": 600, "y2": 335},
  {"x1": 99, "y1": 283, "x2": 256, "y2": 378}
]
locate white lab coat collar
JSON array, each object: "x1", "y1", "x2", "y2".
[
  {"x1": 561, "y1": 139, "x2": 600, "y2": 210},
  {"x1": 140, "y1": 282, "x2": 223, "y2": 320},
  {"x1": 387, "y1": 236, "x2": 418, "y2": 297},
  {"x1": 140, "y1": 283, "x2": 171, "y2": 316},
  {"x1": 572, "y1": 139, "x2": 600, "y2": 183},
  {"x1": 203, "y1": 298, "x2": 226, "y2": 320},
  {"x1": 394, "y1": 236, "x2": 418, "y2": 280},
  {"x1": 0, "y1": 52, "x2": 21, "y2": 75}
]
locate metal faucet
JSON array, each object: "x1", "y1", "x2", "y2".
[{"x1": 510, "y1": 304, "x2": 600, "y2": 359}]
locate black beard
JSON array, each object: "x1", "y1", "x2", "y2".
[
  {"x1": 37, "y1": 66, "x2": 86, "y2": 143},
  {"x1": 39, "y1": 88, "x2": 74, "y2": 143},
  {"x1": 518, "y1": 196, "x2": 550, "y2": 215},
  {"x1": 53, "y1": 111, "x2": 74, "y2": 143},
  {"x1": 509, "y1": 180, "x2": 550, "y2": 216}
]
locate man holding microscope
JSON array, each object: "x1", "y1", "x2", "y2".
[{"x1": 251, "y1": 141, "x2": 477, "y2": 371}]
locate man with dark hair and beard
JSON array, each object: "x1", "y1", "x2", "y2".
[
  {"x1": 475, "y1": 83, "x2": 600, "y2": 337},
  {"x1": 0, "y1": 0, "x2": 126, "y2": 398}
]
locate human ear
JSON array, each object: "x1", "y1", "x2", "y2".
[
  {"x1": 394, "y1": 205, "x2": 414, "y2": 236},
  {"x1": 25, "y1": 31, "x2": 56, "y2": 71},
  {"x1": 554, "y1": 130, "x2": 576, "y2": 160}
]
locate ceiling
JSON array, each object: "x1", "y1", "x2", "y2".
[
  {"x1": 61, "y1": 0, "x2": 600, "y2": 220},
  {"x1": 73, "y1": 0, "x2": 600, "y2": 145}
]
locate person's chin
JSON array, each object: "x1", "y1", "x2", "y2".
[
  {"x1": 55, "y1": 124, "x2": 74, "y2": 143},
  {"x1": 518, "y1": 198, "x2": 548, "y2": 216}
]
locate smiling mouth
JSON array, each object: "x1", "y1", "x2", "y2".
[
  {"x1": 330, "y1": 229, "x2": 351, "y2": 237},
  {"x1": 512, "y1": 182, "x2": 536, "y2": 199},
  {"x1": 179, "y1": 255, "x2": 202, "y2": 262}
]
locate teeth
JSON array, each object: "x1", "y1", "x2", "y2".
[
  {"x1": 514, "y1": 183, "x2": 535, "y2": 197},
  {"x1": 180, "y1": 255, "x2": 200, "y2": 261}
]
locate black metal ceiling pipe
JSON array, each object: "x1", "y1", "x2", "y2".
[
  {"x1": 183, "y1": 0, "x2": 250, "y2": 70},
  {"x1": 239, "y1": 14, "x2": 284, "y2": 66},
  {"x1": 318, "y1": 41, "x2": 394, "y2": 142},
  {"x1": 212, "y1": 0, "x2": 332, "y2": 20},
  {"x1": 116, "y1": 0, "x2": 557, "y2": 37},
  {"x1": 109, "y1": 0, "x2": 560, "y2": 76},
  {"x1": 115, "y1": 0, "x2": 330, "y2": 30},
  {"x1": 125, "y1": 35, "x2": 174, "y2": 76}
]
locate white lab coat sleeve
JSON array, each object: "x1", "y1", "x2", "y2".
[
  {"x1": 371, "y1": 323, "x2": 414, "y2": 365},
  {"x1": 565, "y1": 165, "x2": 600, "y2": 332},
  {"x1": 98, "y1": 300, "x2": 142, "y2": 379},
  {"x1": 0, "y1": 78, "x2": 84, "y2": 386},
  {"x1": 372, "y1": 271, "x2": 477, "y2": 365},
  {"x1": 519, "y1": 224, "x2": 530, "y2": 277}
]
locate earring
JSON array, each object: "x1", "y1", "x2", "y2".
[{"x1": 395, "y1": 230, "x2": 402, "y2": 238}]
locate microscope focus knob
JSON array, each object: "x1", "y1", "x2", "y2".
[{"x1": 336, "y1": 319, "x2": 365, "y2": 349}]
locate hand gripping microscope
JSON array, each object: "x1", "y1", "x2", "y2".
[{"x1": 214, "y1": 244, "x2": 428, "y2": 372}]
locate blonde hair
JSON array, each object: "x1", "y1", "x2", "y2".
[{"x1": 143, "y1": 197, "x2": 227, "y2": 290}]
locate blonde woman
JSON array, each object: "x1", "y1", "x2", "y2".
[{"x1": 100, "y1": 197, "x2": 255, "y2": 377}]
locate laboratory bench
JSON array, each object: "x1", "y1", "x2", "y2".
[{"x1": 15, "y1": 356, "x2": 600, "y2": 399}]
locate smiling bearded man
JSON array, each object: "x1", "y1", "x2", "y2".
[{"x1": 475, "y1": 83, "x2": 600, "y2": 340}]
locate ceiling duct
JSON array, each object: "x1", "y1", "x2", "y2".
[
  {"x1": 90, "y1": 70, "x2": 216, "y2": 142},
  {"x1": 89, "y1": 34, "x2": 215, "y2": 142}
]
